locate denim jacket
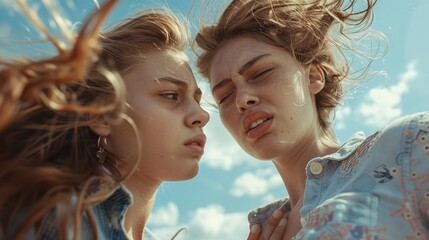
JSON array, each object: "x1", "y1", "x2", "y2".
[
  {"x1": 13, "y1": 185, "x2": 160, "y2": 240},
  {"x1": 249, "y1": 112, "x2": 429, "y2": 239}
]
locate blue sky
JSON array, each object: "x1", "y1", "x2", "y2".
[{"x1": 1, "y1": 0, "x2": 428, "y2": 239}]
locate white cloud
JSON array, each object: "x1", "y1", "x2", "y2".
[
  {"x1": 188, "y1": 205, "x2": 245, "y2": 236},
  {"x1": 358, "y1": 61, "x2": 418, "y2": 127},
  {"x1": 334, "y1": 105, "x2": 352, "y2": 130},
  {"x1": 201, "y1": 113, "x2": 257, "y2": 170},
  {"x1": 230, "y1": 168, "x2": 283, "y2": 197},
  {"x1": 230, "y1": 173, "x2": 268, "y2": 197},
  {"x1": 204, "y1": 145, "x2": 246, "y2": 171},
  {"x1": 262, "y1": 193, "x2": 277, "y2": 203},
  {"x1": 150, "y1": 204, "x2": 250, "y2": 240},
  {"x1": 147, "y1": 202, "x2": 179, "y2": 227}
]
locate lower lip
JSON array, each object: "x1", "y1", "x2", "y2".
[
  {"x1": 246, "y1": 118, "x2": 272, "y2": 139},
  {"x1": 185, "y1": 144, "x2": 204, "y2": 156}
]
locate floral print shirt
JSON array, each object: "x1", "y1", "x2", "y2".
[{"x1": 249, "y1": 112, "x2": 429, "y2": 239}]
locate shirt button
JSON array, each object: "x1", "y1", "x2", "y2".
[
  {"x1": 300, "y1": 217, "x2": 307, "y2": 227},
  {"x1": 309, "y1": 162, "x2": 323, "y2": 175}
]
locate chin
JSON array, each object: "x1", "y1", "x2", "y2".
[
  {"x1": 185, "y1": 170, "x2": 199, "y2": 180},
  {"x1": 252, "y1": 149, "x2": 280, "y2": 160},
  {"x1": 168, "y1": 165, "x2": 199, "y2": 181},
  {"x1": 253, "y1": 153, "x2": 275, "y2": 160},
  {"x1": 184, "y1": 165, "x2": 200, "y2": 179},
  {"x1": 242, "y1": 145, "x2": 272, "y2": 160}
]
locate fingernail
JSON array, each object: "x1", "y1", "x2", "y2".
[
  {"x1": 279, "y1": 218, "x2": 287, "y2": 226},
  {"x1": 251, "y1": 224, "x2": 259, "y2": 233},
  {"x1": 274, "y1": 209, "x2": 283, "y2": 219}
]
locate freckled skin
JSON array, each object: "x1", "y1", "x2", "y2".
[
  {"x1": 209, "y1": 36, "x2": 321, "y2": 160},
  {"x1": 108, "y1": 51, "x2": 209, "y2": 182}
]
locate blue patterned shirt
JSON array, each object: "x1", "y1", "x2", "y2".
[
  {"x1": 15, "y1": 185, "x2": 160, "y2": 240},
  {"x1": 249, "y1": 112, "x2": 429, "y2": 239}
]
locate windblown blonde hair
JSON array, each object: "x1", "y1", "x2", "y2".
[
  {"x1": 0, "y1": 1, "x2": 187, "y2": 238},
  {"x1": 195, "y1": 0, "x2": 384, "y2": 130}
]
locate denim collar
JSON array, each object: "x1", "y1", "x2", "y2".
[{"x1": 319, "y1": 131, "x2": 367, "y2": 162}]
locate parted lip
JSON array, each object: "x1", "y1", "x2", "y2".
[
  {"x1": 184, "y1": 133, "x2": 207, "y2": 148},
  {"x1": 242, "y1": 111, "x2": 273, "y2": 134}
]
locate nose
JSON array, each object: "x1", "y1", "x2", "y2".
[
  {"x1": 235, "y1": 89, "x2": 259, "y2": 113},
  {"x1": 186, "y1": 103, "x2": 210, "y2": 128}
]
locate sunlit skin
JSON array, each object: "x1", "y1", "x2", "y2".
[
  {"x1": 210, "y1": 36, "x2": 334, "y2": 164},
  {"x1": 113, "y1": 51, "x2": 208, "y2": 182},
  {"x1": 209, "y1": 36, "x2": 340, "y2": 239},
  {"x1": 91, "y1": 50, "x2": 209, "y2": 239}
]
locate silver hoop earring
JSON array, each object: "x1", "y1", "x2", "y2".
[{"x1": 97, "y1": 136, "x2": 107, "y2": 164}]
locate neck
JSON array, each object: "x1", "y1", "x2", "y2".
[
  {"x1": 123, "y1": 175, "x2": 160, "y2": 240},
  {"x1": 272, "y1": 127, "x2": 340, "y2": 207}
]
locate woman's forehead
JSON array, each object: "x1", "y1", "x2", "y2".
[{"x1": 209, "y1": 37, "x2": 279, "y2": 79}]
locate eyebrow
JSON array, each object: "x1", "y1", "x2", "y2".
[
  {"x1": 211, "y1": 53, "x2": 271, "y2": 94},
  {"x1": 156, "y1": 76, "x2": 203, "y2": 98},
  {"x1": 155, "y1": 77, "x2": 188, "y2": 88}
]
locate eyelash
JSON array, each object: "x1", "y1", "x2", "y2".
[
  {"x1": 161, "y1": 92, "x2": 203, "y2": 106},
  {"x1": 253, "y1": 68, "x2": 273, "y2": 80},
  {"x1": 218, "y1": 68, "x2": 273, "y2": 105},
  {"x1": 161, "y1": 92, "x2": 179, "y2": 101},
  {"x1": 219, "y1": 92, "x2": 233, "y2": 105}
]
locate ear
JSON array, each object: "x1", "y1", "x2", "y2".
[
  {"x1": 308, "y1": 64, "x2": 325, "y2": 94},
  {"x1": 88, "y1": 114, "x2": 111, "y2": 137}
]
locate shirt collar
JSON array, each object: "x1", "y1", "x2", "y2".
[
  {"x1": 247, "y1": 132, "x2": 367, "y2": 229},
  {"x1": 103, "y1": 185, "x2": 160, "y2": 240},
  {"x1": 319, "y1": 131, "x2": 366, "y2": 162},
  {"x1": 105, "y1": 184, "x2": 133, "y2": 209}
]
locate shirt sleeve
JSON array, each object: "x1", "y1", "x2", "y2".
[
  {"x1": 409, "y1": 112, "x2": 429, "y2": 226},
  {"x1": 294, "y1": 112, "x2": 429, "y2": 239},
  {"x1": 294, "y1": 192, "x2": 379, "y2": 240}
]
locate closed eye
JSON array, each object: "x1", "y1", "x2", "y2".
[
  {"x1": 219, "y1": 91, "x2": 234, "y2": 105},
  {"x1": 253, "y1": 68, "x2": 274, "y2": 80}
]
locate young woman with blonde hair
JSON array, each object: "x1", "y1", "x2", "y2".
[
  {"x1": 0, "y1": 1, "x2": 209, "y2": 239},
  {"x1": 195, "y1": 0, "x2": 429, "y2": 239}
]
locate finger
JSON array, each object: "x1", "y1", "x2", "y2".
[
  {"x1": 247, "y1": 224, "x2": 261, "y2": 240},
  {"x1": 260, "y1": 209, "x2": 284, "y2": 240},
  {"x1": 268, "y1": 218, "x2": 288, "y2": 240}
]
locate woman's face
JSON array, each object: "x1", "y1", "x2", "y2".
[
  {"x1": 110, "y1": 50, "x2": 209, "y2": 182},
  {"x1": 209, "y1": 36, "x2": 323, "y2": 160}
]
